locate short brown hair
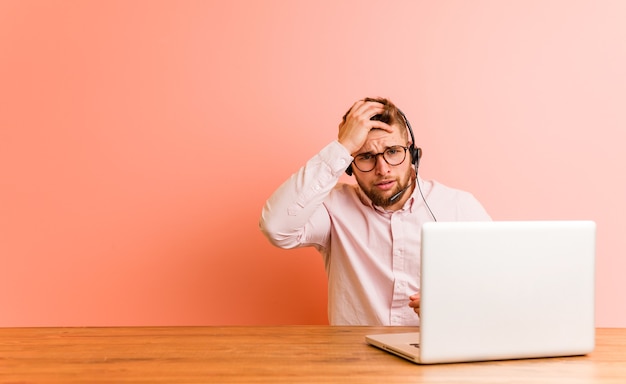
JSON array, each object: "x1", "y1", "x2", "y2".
[{"x1": 342, "y1": 97, "x2": 408, "y2": 140}]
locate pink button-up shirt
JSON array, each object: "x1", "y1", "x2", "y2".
[{"x1": 260, "y1": 141, "x2": 491, "y2": 325}]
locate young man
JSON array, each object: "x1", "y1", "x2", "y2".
[{"x1": 259, "y1": 98, "x2": 490, "y2": 325}]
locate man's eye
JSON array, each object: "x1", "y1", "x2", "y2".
[
  {"x1": 359, "y1": 154, "x2": 374, "y2": 160},
  {"x1": 386, "y1": 148, "x2": 399, "y2": 155}
]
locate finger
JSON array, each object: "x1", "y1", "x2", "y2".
[
  {"x1": 408, "y1": 302, "x2": 420, "y2": 313},
  {"x1": 351, "y1": 102, "x2": 395, "y2": 132},
  {"x1": 368, "y1": 120, "x2": 394, "y2": 133},
  {"x1": 344, "y1": 99, "x2": 368, "y2": 120},
  {"x1": 358, "y1": 101, "x2": 385, "y2": 121},
  {"x1": 347, "y1": 100, "x2": 381, "y2": 120}
]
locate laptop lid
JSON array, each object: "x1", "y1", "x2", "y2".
[{"x1": 366, "y1": 220, "x2": 596, "y2": 364}]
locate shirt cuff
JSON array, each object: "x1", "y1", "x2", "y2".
[{"x1": 319, "y1": 140, "x2": 354, "y2": 176}]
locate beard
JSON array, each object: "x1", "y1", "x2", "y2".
[{"x1": 356, "y1": 168, "x2": 414, "y2": 208}]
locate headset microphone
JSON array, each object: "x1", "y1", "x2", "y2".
[{"x1": 389, "y1": 178, "x2": 413, "y2": 203}]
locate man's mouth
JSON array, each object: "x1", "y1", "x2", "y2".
[{"x1": 375, "y1": 179, "x2": 396, "y2": 191}]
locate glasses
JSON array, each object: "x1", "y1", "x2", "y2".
[{"x1": 352, "y1": 145, "x2": 408, "y2": 172}]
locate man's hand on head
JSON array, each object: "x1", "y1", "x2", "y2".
[{"x1": 338, "y1": 100, "x2": 393, "y2": 154}]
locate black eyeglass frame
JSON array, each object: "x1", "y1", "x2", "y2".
[{"x1": 351, "y1": 145, "x2": 409, "y2": 173}]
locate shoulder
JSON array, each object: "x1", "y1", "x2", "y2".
[
  {"x1": 429, "y1": 179, "x2": 476, "y2": 200},
  {"x1": 324, "y1": 182, "x2": 372, "y2": 211},
  {"x1": 425, "y1": 179, "x2": 491, "y2": 220},
  {"x1": 327, "y1": 182, "x2": 359, "y2": 201}
]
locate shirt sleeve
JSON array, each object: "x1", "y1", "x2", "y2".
[{"x1": 259, "y1": 140, "x2": 353, "y2": 250}]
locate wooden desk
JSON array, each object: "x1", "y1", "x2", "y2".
[{"x1": 1, "y1": 326, "x2": 625, "y2": 383}]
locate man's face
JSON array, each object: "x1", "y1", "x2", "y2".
[{"x1": 351, "y1": 124, "x2": 414, "y2": 209}]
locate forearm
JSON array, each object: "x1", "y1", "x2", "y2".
[{"x1": 259, "y1": 140, "x2": 352, "y2": 249}]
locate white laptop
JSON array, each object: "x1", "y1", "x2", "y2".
[{"x1": 366, "y1": 220, "x2": 596, "y2": 364}]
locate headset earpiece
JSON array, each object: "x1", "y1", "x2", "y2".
[
  {"x1": 411, "y1": 146, "x2": 422, "y2": 168},
  {"x1": 345, "y1": 164, "x2": 353, "y2": 176}
]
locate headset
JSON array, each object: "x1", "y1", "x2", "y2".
[{"x1": 344, "y1": 108, "x2": 421, "y2": 176}]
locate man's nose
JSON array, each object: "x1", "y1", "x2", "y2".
[{"x1": 374, "y1": 154, "x2": 390, "y2": 175}]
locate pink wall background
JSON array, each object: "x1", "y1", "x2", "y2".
[{"x1": 1, "y1": 0, "x2": 624, "y2": 327}]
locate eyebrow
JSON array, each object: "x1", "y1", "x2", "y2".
[{"x1": 355, "y1": 144, "x2": 405, "y2": 157}]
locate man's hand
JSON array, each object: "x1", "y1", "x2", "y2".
[
  {"x1": 338, "y1": 100, "x2": 393, "y2": 154},
  {"x1": 409, "y1": 292, "x2": 420, "y2": 316}
]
